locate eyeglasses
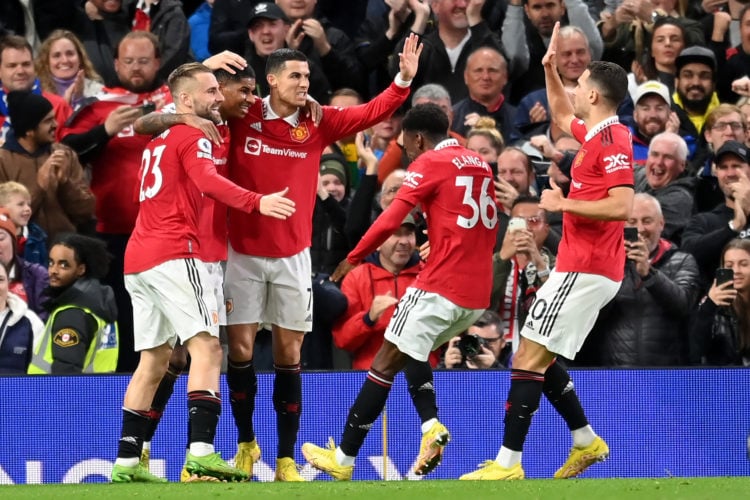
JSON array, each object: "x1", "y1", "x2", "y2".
[{"x1": 712, "y1": 121, "x2": 745, "y2": 132}]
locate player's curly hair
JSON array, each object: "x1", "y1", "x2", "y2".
[
  {"x1": 51, "y1": 233, "x2": 111, "y2": 280},
  {"x1": 402, "y1": 103, "x2": 449, "y2": 144}
]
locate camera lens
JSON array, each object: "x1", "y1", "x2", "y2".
[{"x1": 458, "y1": 334, "x2": 481, "y2": 358}]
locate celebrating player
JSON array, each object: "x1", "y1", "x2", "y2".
[
  {"x1": 111, "y1": 62, "x2": 295, "y2": 483},
  {"x1": 301, "y1": 103, "x2": 499, "y2": 480},
  {"x1": 460, "y1": 22, "x2": 634, "y2": 480},
  {"x1": 222, "y1": 34, "x2": 423, "y2": 481}
]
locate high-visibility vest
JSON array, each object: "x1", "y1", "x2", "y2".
[{"x1": 27, "y1": 305, "x2": 118, "y2": 374}]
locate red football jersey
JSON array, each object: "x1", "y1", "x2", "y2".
[
  {"x1": 348, "y1": 139, "x2": 499, "y2": 309},
  {"x1": 226, "y1": 81, "x2": 410, "y2": 258},
  {"x1": 124, "y1": 125, "x2": 261, "y2": 274},
  {"x1": 556, "y1": 117, "x2": 634, "y2": 282},
  {"x1": 60, "y1": 85, "x2": 172, "y2": 234},
  {"x1": 198, "y1": 123, "x2": 231, "y2": 262}
]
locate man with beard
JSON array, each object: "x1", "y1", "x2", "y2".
[
  {"x1": 672, "y1": 46, "x2": 719, "y2": 145},
  {"x1": 60, "y1": 31, "x2": 171, "y2": 371},
  {"x1": 495, "y1": 147, "x2": 536, "y2": 214},
  {"x1": 630, "y1": 81, "x2": 682, "y2": 167},
  {"x1": 111, "y1": 62, "x2": 294, "y2": 483}
]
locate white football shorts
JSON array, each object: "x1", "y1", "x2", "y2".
[
  {"x1": 125, "y1": 258, "x2": 220, "y2": 351},
  {"x1": 520, "y1": 270, "x2": 620, "y2": 359},
  {"x1": 223, "y1": 245, "x2": 312, "y2": 332},
  {"x1": 384, "y1": 286, "x2": 484, "y2": 362}
]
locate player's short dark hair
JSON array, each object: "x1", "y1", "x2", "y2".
[
  {"x1": 587, "y1": 61, "x2": 628, "y2": 109},
  {"x1": 266, "y1": 48, "x2": 307, "y2": 75},
  {"x1": 51, "y1": 233, "x2": 111, "y2": 280},
  {"x1": 168, "y1": 62, "x2": 213, "y2": 94},
  {"x1": 214, "y1": 66, "x2": 256, "y2": 85},
  {"x1": 402, "y1": 103, "x2": 449, "y2": 144}
]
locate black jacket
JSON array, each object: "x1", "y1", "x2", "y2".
[
  {"x1": 690, "y1": 298, "x2": 750, "y2": 366},
  {"x1": 582, "y1": 240, "x2": 700, "y2": 367}
]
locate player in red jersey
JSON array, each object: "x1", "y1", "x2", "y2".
[
  {"x1": 222, "y1": 34, "x2": 423, "y2": 481},
  {"x1": 111, "y1": 63, "x2": 296, "y2": 484},
  {"x1": 130, "y1": 63, "x2": 258, "y2": 477},
  {"x1": 461, "y1": 22, "x2": 634, "y2": 481},
  {"x1": 301, "y1": 103, "x2": 499, "y2": 481}
]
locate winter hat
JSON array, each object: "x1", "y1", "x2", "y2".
[
  {"x1": 319, "y1": 154, "x2": 348, "y2": 185},
  {"x1": 7, "y1": 91, "x2": 53, "y2": 137},
  {"x1": 0, "y1": 209, "x2": 17, "y2": 247}
]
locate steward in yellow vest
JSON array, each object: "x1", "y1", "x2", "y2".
[{"x1": 28, "y1": 233, "x2": 118, "y2": 373}]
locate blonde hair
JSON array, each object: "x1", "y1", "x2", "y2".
[
  {"x1": 35, "y1": 30, "x2": 102, "y2": 95},
  {"x1": 467, "y1": 116, "x2": 505, "y2": 153},
  {"x1": 0, "y1": 182, "x2": 31, "y2": 206}
]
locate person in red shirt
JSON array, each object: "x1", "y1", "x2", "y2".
[
  {"x1": 222, "y1": 34, "x2": 422, "y2": 481},
  {"x1": 461, "y1": 22, "x2": 634, "y2": 481},
  {"x1": 111, "y1": 62, "x2": 295, "y2": 484},
  {"x1": 301, "y1": 102, "x2": 499, "y2": 481},
  {"x1": 130, "y1": 64, "x2": 258, "y2": 475}
]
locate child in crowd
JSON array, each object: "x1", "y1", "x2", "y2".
[{"x1": 0, "y1": 182, "x2": 48, "y2": 266}]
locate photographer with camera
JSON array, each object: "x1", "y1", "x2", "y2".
[{"x1": 440, "y1": 310, "x2": 509, "y2": 369}]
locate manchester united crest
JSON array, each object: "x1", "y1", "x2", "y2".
[
  {"x1": 290, "y1": 123, "x2": 310, "y2": 142},
  {"x1": 573, "y1": 149, "x2": 586, "y2": 169}
]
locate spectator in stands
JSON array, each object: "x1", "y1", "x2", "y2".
[
  {"x1": 0, "y1": 35, "x2": 73, "y2": 144},
  {"x1": 694, "y1": 104, "x2": 749, "y2": 212},
  {"x1": 390, "y1": 0, "x2": 502, "y2": 104},
  {"x1": 440, "y1": 309, "x2": 509, "y2": 369},
  {"x1": 326, "y1": 88, "x2": 365, "y2": 188},
  {"x1": 514, "y1": 26, "x2": 591, "y2": 137},
  {"x1": 451, "y1": 46, "x2": 518, "y2": 142},
  {"x1": 28, "y1": 232, "x2": 118, "y2": 374},
  {"x1": 631, "y1": 17, "x2": 688, "y2": 93},
  {"x1": 69, "y1": 0, "x2": 131, "y2": 87},
  {"x1": 355, "y1": 0, "x2": 430, "y2": 98},
  {"x1": 0, "y1": 182, "x2": 47, "y2": 266},
  {"x1": 60, "y1": 31, "x2": 171, "y2": 371},
  {"x1": 377, "y1": 83, "x2": 463, "y2": 185},
  {"x1": 689, "y1": 238, "x2": 750, "y2": 366},
  {"x1": 672, "y1": 46, "x2": 719, "y2": 146},
  {"x1": 466, "y1": 116, "x2": 504, "y2": 172},
  {"x1": 276, "y1": 0, "x2": 366, "y2": 98},
  {"x1": 503, "y1": 0, "x2": 602, "y2": 104},
  {"x1": 244, "y1": 2, "x2": 345, "y2": 104},
  {"x1": 683, "y1": 141, "x2": 750, "y2": 290},
  {"x1": 209, "y1": 0, "x2": 260, "y2": 54},
  {"x1": 701, "y1": 0, "x2": 747, "y2": 70},
  {"x1": 630, "y1": 81, "x2": 683, "y2": 166},
  {"x1": 0, "y1": 261, "x2": 44, "y2": 374},
  {"x1": 580, "y1": 193, "x2": 700, "y2": 367},
  {"x1": 0, "y1": 210, "x2": 48, "y2": 319},
  {"x1": 34, "y1": 30, "x2": 104, "y2": 110},
  {"x1": 370, "y1": 111, "x2": 403, "y2": 161},
  {"x1": 495, "y1": 147, "x2": 536, "y2": 214},
  {"x1": 0, "y1": 0, "x2": 69, "y2": 50},
  {"x1": 634, "y1": 132, "x2": 695, "y2": 243},
  {"x1": 126, "y1": 0, "x2": 193, "y2": 83},
  {"x1": 0, "y1": 91, "x2": 94, "y2": 240},
  {"x1": 490, "y1": 195, "x2": 553, "y2": 351},
  {"x1": 188, "y1": 0, "x2": 214, "y2": 61}
]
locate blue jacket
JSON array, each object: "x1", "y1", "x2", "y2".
[
  {"x1": 188, "y1": 2, "x2": 212, "y2": 61},
  {"x1": 0, "y1": 293, "x2": 45, "y2": 374},
  {"x1": 21, "y1": 222, "x2": 48, "y2": 267}
]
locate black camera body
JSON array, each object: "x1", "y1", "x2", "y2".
[{"x1": 458, "y1": 334, "x2": 488, "y2": 358}]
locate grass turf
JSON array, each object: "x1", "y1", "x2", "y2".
[{"x1": 3, "y1": 477, "x2": 749, "y2": 500}]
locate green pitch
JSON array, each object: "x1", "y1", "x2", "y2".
[{"x1": 3, "y1": 477, "x2": 750, "y2": 500}]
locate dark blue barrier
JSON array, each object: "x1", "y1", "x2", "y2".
[{"x1": 0, "y1": 369, "x2": 748, "y2": 483}]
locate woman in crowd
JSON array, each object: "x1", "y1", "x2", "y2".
[
  {"x1": 466, "y1": 116, "x2": 504, "y2": 175},
  {"x1": 0, "y1": 263, "x2": 44, "y2": 374},
  {"x1": 35, "y1": 29, "x2": 104, "y2": 109},
  {"x1": 690, "y1": 239, "x2": 750, "y2": 366}
]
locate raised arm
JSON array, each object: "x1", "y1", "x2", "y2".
[{"x1": 543, "y1": 22, "x2": 575, "y2": 136}]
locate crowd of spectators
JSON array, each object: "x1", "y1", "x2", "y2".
[{"x1": 2, "y1": 0, "x2": 750, "y2": 371}]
